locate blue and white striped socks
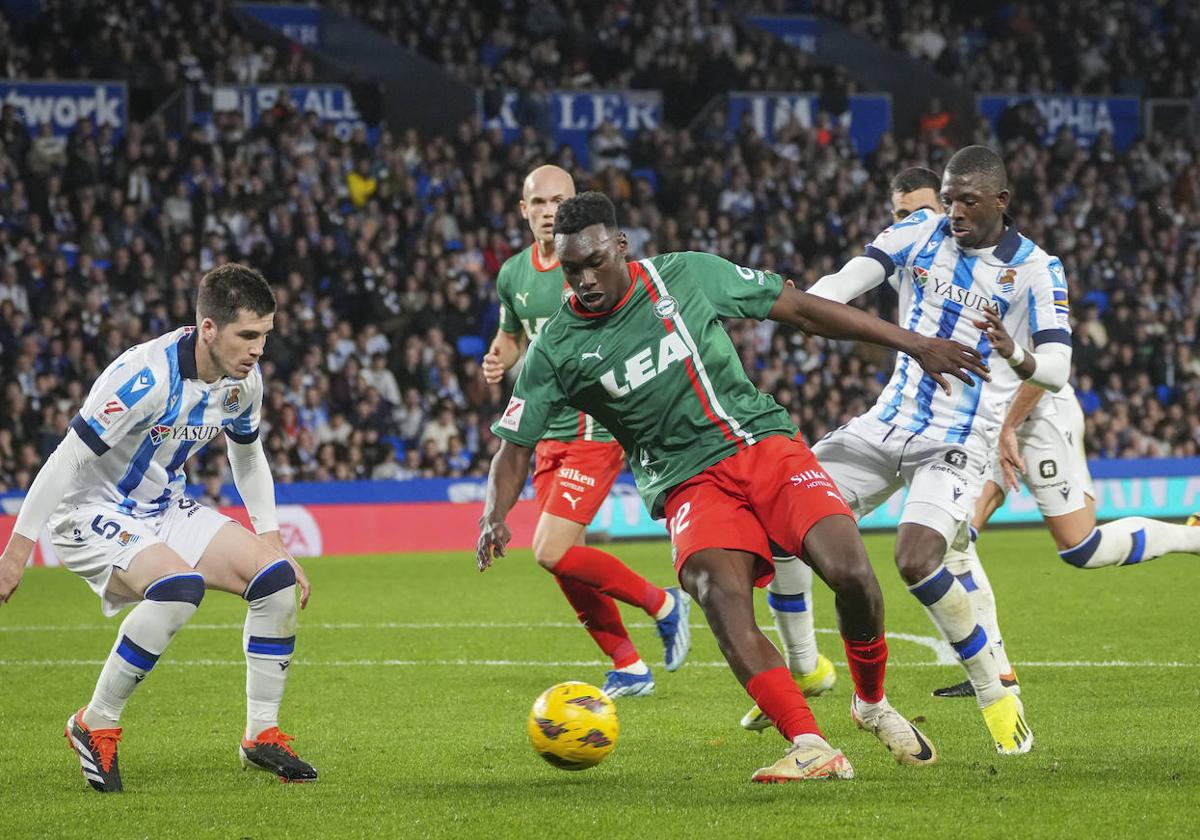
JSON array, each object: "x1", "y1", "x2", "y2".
[
  {"x1": 243, "y1": 559, "x2": 298, "y2": 740},
  {"x1": 767, "y1": 554, "x2": 819, "y2": 676},
  {"x1": 1060, "y1": 518, "x2": 1200, "y2": 569}
]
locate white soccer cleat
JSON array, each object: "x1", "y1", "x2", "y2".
[
  {"x1": 750, "y1": 734, "x2": 854, "y2": 783},
  {"x1": 851, "y1": 695, "x2": 938, "y2": 766}
]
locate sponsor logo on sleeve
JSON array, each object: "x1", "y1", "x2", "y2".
[
  {"x1": 93, "y1": 397, "x2": 129, "y2": 429},
  {"x1": 498, "y1": 397, "x2": 525, "y2": 431}
]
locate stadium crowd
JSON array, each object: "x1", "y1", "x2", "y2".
[{"x1": 1, "y1": 2, "x2": 1199, "y2": 495}]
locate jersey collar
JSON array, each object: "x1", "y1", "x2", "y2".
[
  {"x1": 568, "y1": 262, "x2": 641, "y2": 319},
  {"x1": 530, "y1": 244, "x2": 560, "y2": 272},
  {"x1": 992, "y1": 216, "x2": 1020, "y2": 263},
  {"x1": 178, "y1": 328, "x2": 199, "y2": 380}
]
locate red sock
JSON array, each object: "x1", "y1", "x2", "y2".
[
  {"x1": 843, "y1": 635, "x2": 888, "y2": 703},
  {"x1": 554, "y1": 576, "x2": 639, "y2": 668},
  {"x1": 745, "y1": 667, "x2": 821, "y2": 741},
  {"x1": 553, "y1": 545, "x2": 668, "y2": 616}
]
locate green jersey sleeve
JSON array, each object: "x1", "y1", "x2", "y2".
[
  {"x1": 662, "y1": 251, "x2": 785, "y2": 320},
  {"x1": 490, "y1": 338, "x2": 566, "y2": 447},
  {"x1": 496, "y1": 261, "x2": 521, "y2": 335}
]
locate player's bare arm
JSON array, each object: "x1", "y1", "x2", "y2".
[
  {"x1": 996, "y1": 383, "x2": 1047, "y2": 492},
  {"x1": 483, "y1": 329, "x2": 526, "y2": 385},
  {"x1": 477, "y1": 440, "x2": 534, "y2": 571},
  {"x1": 768, "y1": 284, "x2": 991, "y2": 395}
]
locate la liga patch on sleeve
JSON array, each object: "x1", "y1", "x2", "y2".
[{"x1": 498, "y1": 397, "x2": 525, "y2": 431}]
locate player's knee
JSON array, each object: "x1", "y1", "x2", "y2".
[
  {"x1": 144, "y1": 571, "x2": 206, "y2": 609},
  {"x1": 533, "y1": 543, "x2": 564, "y2": 570},
  {"x1": 894, "y1": 529, "x2": 946, "y2": 584},
  {"x1": 243, "y1": 558, "x2": 296, "y2": 602}
]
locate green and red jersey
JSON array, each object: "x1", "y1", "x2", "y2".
[
  {"x1": 496, "y1": 244, "x2": 614, "y2": 442},
  {"x1": 492, "y1": 251, "x2": 797, "y2": 517}
]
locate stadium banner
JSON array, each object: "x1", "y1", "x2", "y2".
[
  {"x1": 0, "y1": 80, "x2": 128, "y2": 138},
  {"x1": 744, "y1": 14, "x2": 822, "y2": 53},
  {"x1": 237, "y1": 3, "x2": 322, "y2": 46},
  {"x1": 210, "y1": 84, "x2": 375, "y2": 142},
  {"x1": 483, "y1": 89, "x2": 663, "y2": 168},
  {"x1": 977, "y1": 94, "x2": 1141, "y2": 150},
  {"x1": 726, "y1": 92, "x2": 892, "y2": 156}
]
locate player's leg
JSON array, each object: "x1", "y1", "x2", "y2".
[
  {"x1": 1050, "y1": 498, "x2": 1200, "y2": 568},
  {"x1": 66, "y1": 531, "x2": 204, "y2": 793},
  {"x1": 532, "y1": 440, "x2": 687, "y2": 686},
  {"x1": 183, "y1": 503, "x2": 316, "y2": 782},
  {"x1": 665, "y1": 467, "x2": 851, "y2": 781},
  {"x1": 900, "y1": 445, "x2": 1031, "y2": 754},
  {"x1": 935, "y1": 479, "x2": 1017, "y2": 698}
]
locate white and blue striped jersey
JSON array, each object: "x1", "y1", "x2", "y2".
[
  {"x1": 64, "y1": 327, "x2": 263, "y2": 516},
  {"x1": 863, "y1": 209, "x2": 1071, "y2": 444}
]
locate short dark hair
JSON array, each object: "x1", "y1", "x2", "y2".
[
  {"x1": 554, "y1": 191, "x2": 618, "y2": 236},
  {"x1": 890, "y1": 166, "x2": 941, "y2": 195},
  {"x1": 196, "y1": 263, "x2": 276, "y2": 327},
  {"x1": 944, "y1": 145, "x2": 1008, "y2": 191}
]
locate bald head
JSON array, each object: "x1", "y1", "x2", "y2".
[{"x1": 521, "y1": 165, "x2": 576, "y2": 252}]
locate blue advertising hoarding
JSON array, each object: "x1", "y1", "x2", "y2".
[
  {"x1": 744, "y1": 14, "x2": 822, "y2": 53},
  {"x1": 978, "y1": 94, "x2": 1141, "y2": 150},
  {"x1": 211, "y1": 84, "x2": 375, "y2": 142},
  {"x1": 0, "y1": 80, "x2": 127, "y2": 138},
  {"x1": 483, "y1": 89, "x2": 663, "y2": 169},
  {"x1": 727, "y1": 92, "x2": 892, "y2": 156},
  {"x1": 238, "y1": 3, "x2": 321, "y2": 46}
]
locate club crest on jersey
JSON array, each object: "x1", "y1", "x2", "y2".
[
  {"x1": 223, "y1": 387, "x2": 241, "y2": 414},
  {"x1": 653, "y1": 295, "x2": 679, "y2": 320},
  {"x1": 115, "y1": 530, "x2": 140, "y2": 547},
  {"x1": 149, "y1": 424, "x2": 222, "y2": 445},
  {"x1": 600, "y1": 331, "x2": 691, "y2": 397},
  {"x1": 996, "y1": 268, "x2": 1017, "y2": 295}
]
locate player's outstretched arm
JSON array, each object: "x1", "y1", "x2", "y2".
[
  {"x1": 482, "y1": 330, "x2": 525, "y2": 385},
  {"x1": 0, "y1": 430, "x2": 98, "y2": 604},
  {"x1": 477, "y1": 440, "x2": 534, "y2": 572},
  {"x1": 768, "y1": 285, "x2": 991, "y2": 395}
]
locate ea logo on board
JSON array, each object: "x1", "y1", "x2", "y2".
[
  {"x1": 653, "y1": 296, "x2": 678, "y2": 320},
  {"x1": 277, "y1": 505, "x2": 323, "y2": 558}
]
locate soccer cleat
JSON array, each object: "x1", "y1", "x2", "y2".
[
  {"x1": 750, "y1": 735, "x2": 854, "y2": 783},
  {"x1": 1187, "y1": 512, "x2": 1200, "y2": 527},
  {"x1": 981, "y1": 692, "x2": 1033, "y2": 755},
  {"x1": 740, "y1": 655, "x2": 837, "y2": 732},
  {"x1": 933, "y1": 671, "x2": 1021, "y2": 698},
  {"x1": 655, "y1": 588, "x2": 692, "y2": 672},
  {"x1": 851, "y1": 695, "x2": 938, "y2": 766},
  {"x1": 601, "y1": 668, "x2": 655, "y2": 698},
  {"x1": 240, "y1": 727, "x2": 318, "y2": 782},
  {"x1": 65, "y1": 708, "x2": 123, "y2": 793}
]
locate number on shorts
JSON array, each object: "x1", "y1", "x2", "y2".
[
  {"x1": 668, "y1": 501, "x2": 692, "y2": 539},
  {"x1": 90, "y1": 515, "x2": 120, "y2": 539}
]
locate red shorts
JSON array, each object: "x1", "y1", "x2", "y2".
[
  {"x1": 532, "y1": 439, "x2": 625, "y2": 525},
  {"x1": 663, "y1": 434, "x2": 853, "y2": 588}
]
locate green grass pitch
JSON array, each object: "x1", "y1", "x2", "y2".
[{"x1": 1, "y1": 528, "x2": 1196, "y2": 839}]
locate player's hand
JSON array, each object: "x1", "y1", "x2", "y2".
[
  {"x1": 910, "y1": 336, "x2": 991, "y2": 395},
  {"x1": 998, "y1": 426, "x2": 1025, "y2": 493},
  {"x1": 482, "y1": 345, "x2": 505, "y2": 386},
  {"x1": 477, "y1": 516, "x2": 511, "y2": 572},
  {"x1": 0, "y1": 536, "x2": 34, "y2": 605},
  {"x1": 259, "y1": 530, "x2": 310, "y2": 609},
  {"x1": 974, "y1": 308, "x2": 1016, "y2": 359}
]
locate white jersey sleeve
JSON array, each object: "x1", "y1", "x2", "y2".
[
  {"x1": 70, "y1": 348, "x2": 171, "y2": 456},
  {"x1": 862, "y1": 209, "x2": 944, "y2": 281}
]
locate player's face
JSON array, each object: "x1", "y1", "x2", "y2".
[
  {"x1": 203, "y1": 308, "x2": 274, "y2": 380},
  {"x1": 520, "y1": 169, "x2": 575, "y2": 248},
  {"x1": 557, "y1": 225, "x2": 629, "y2": 313},
  {"x1": 941, "y1": 173, "x2": 1009, "y2": 249},
  {"x1": 891, "y1": 187, "x2": 943, "y2": 222}
]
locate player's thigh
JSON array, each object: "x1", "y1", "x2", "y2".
[
  {"x1": 1043, "y1": 498, "x2": 1098, "y2": 551},
  {"x1": 800, "y1": 512, "x2": 877, "y2": 594},
  {"x1": 534, "y1": 439, "x2": 623, "y2": 527},
  {"x1": 1020, "y1": 416, "x2": 1093, "y2": 521},
  {"x1": 812, "y1": 418, "x2": 903, "y2": 518},
  {"x1": 902, "y1": 438, "x2": 987, "y2": 555},
  {"x1": 157, "y1": 498, "x2": 276, "y2": 596},
  {"x1": 973, "y1": 479, "x2": 1006, "y2": 530},
  {"x1": 108, "y1": 542, "x2": 196, "y2": 602}
]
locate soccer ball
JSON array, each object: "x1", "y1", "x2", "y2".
[{"x1": 527, "y1": 681, "x2": 619, "y2": 770}]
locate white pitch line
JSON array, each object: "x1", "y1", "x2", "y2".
[{"x1": 0, "y1": 659, "x2": 1196, "y2": 668}]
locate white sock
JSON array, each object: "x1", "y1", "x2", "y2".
[
  {"x1": 943, "y1": 538, "x2": 1014, "y2": 675},
  {"x1": 908, "y1": 564, "x2": 1006, "y2": 708},
  {"x1": 84, "y1": 573, "x2": 205, "y2": 730},
  {"x1": 792, "y1": 732, "x2": 832, "y2": 749},
  {"x1": 243, "y1": 560, "x2": 297, "y2": 740},
  {"x1": 653, "y1": 590, "x2": 675, "y2": 621},
  {"x1": 616, "y1": 659, "x2": 649, "y2": 675},
  {"x1": 768, "y1": 554, "x2": 820, "y2": 675},
  {"x1": 1061, "y1": 518, "x2": 1200, "y2": 569}
]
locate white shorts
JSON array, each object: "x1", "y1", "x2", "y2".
[
  {"x1": 997, "y1": 391, "x2": 1095, "y2": 517},
  {"x1": 48, "y1": 497, "x2": 235, "y2": 616},
  {"x1": 812, "y1": 414, "x2": 989, "y2": 550}
]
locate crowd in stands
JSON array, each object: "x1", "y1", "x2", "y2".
[{"x1": 1, "y1": 1, "x2": 1199, "y2": 496}]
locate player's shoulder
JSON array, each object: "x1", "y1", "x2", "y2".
[
  {"x1": 94, "y1": 328, "x2": 185, "y2": 390},
  {"x1": 497, "y1": 247, "x2": 532, "y2": 282},
  {"x1": 644, "y1": 250, "x2": 735, "y2": 279},
  {"x1": 877, "y1": 208, "x2": 945, "y2": 240}
]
